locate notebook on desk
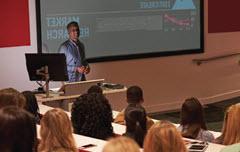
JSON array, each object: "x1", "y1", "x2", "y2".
[{"x1": 59, "y1": 79, "x2": 104, "y2": 96}]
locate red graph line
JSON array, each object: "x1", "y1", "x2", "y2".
[{"x1": 164, "y1": 14, "x2": 190, "y2": 26}]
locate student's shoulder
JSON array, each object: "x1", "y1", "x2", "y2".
[{"x1": 199, "y1": 129, "x2": 215, "y2": 142}]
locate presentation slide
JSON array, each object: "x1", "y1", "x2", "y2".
[{"x1": 39, "y1": 0, "x2": 202, "y2": 61}]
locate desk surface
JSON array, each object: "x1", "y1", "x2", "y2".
[
  {"x1": 36, "y1": 87, "x2": 127, "y2": 103},
  {"x1": 38, "y1": 104, "x2": 225, "y2": 152},
  {"x1": 39, "y1": 104, "x2": 126, "y2": 135}
]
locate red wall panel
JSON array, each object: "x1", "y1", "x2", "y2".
[
  {"x1": 209, "y1": 0, "x2": 240, "y2": 33},
  {"x1": 0, "y1": 0, "x2": 30, "y2": 47}
]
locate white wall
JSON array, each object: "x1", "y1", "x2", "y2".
[
  {"x1": 1, "y1": 0, "x2": 240, "y2": 112},
  {"x1": 0, "y1": 0, "x2": 38, "y2": 91}
]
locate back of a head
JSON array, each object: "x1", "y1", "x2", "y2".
[
  {"x1": 0, "y1": 106, "x2": 37, "y2": 152},
  {"x1": 87, "y1": 85, "x2": 103, "y2": 94},
  {"x1": 127, "y1": 86, "x2": 143, "y2": 104},
  {"x1": 0, "y1": 88, "x2": 26, "y2": 108},
  {"x1": 144, "y1": 121, "x2": 187, "y2": 152},
  {"x1": 222, "y1": 104, "x2": 240, "y2": 145},
  {"x1": 124, "y1": 105, "x2": 147, "y2": 147},
  {"x1": 22, "y1": 91, "x2": 40, "y2": 119},
  {"x1": 180, "y1": 97, "x2": 206, "y2": 129},
  {"x1": 39, "y1": 108, "x2": 77, "y2": 152},
  {"x1": 103, "y1": 136, "x2": 140, "y2": 152},
  {"x1": 71, "y1": 93, "x2": 113, "y2": 140}
]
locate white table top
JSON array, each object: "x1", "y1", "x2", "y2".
[
  {"x1": 38, "y1": 104, "x2": 126, "y2": 135},
  {"x1": 38, "y1": 104, "x2": 225, "y2": 152}
]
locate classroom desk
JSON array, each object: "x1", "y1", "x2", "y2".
[
  {"x1": 36, "y1": 87, "x2": 127, "y2": 111},
  {"x1": 38, "y1": 104, "x2": 225, "y2": 152},
  {"x1": 36, "y1": 87, "x2": 127, "y2": 102},
  {"x1": 38, "y1": 104, "x2": 126, "y2": 135}
]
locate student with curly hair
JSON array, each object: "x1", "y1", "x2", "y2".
[
  {"x1": 71, "y1": 93, "x2": 114, "y2": 140},
  {"x1": 38, "y1": 108, "x2": 77, "y2": 152},
  {"x1": 178, "y1": 97, "x2": 214, "y2": 142},
  {"x1": 144, "y1": 121, "x2": 187, "y2": 152},
  {"x1": 0, "y1": 106, "x2": 37, "y2": 152}
]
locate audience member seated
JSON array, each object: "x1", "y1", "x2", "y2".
[
  {"x1": 22, "y1": 91, "x2": 42, "y2": 123},
  {"x1": 38, "y1": 108, "x2": 77, "y2": 152},
  {"x1": 0, "y1": 88, "x2": 26, "y2": 108},
  {"x1": 103, "y1": 136, "x2": 140, "y2": 152},
  {"x1": 220, "y1": 143, "x2": 240, "y2": 152},
  {"x1": 144, "y1": 120, "x2": 187, "y2": 152},
  {"x1": 214, "y1": 104, "x2": 240, "y2": 145},
  {"x1": 123, "y1": 104, "x2": 147, "y2": 147},
  {"x1": 71, "y1": 93, "x2": 114, "y2": 140},
  {"x1": 0, "y1": 106, "x2": 37, "y2": 152},
  {"x1": 178, "y1": 97, "x2": 214, "y2": 142},
  {"x1": 114, "y1": 85, "x2": 154, "y2": 129},
  {"x1": 87, "y1": 85, "x2": 103, "y2": 94}
]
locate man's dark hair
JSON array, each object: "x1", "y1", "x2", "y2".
[
  {"x1": 67, "y1": 21, "x2": 79, "y2": 31},
  {"x1": 127, "y1": 86, "x2": 143, "y2": 104},
  {"x1": 87, "y1": 85, "x2": 103, "y2": 94},
  {"x1": 71, "y1": 93, "x2": 113, "y2": 140}
]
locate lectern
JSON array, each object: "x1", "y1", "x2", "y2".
[{"x1": 25, "y1": 53, "x2": 68, "y2": 98}]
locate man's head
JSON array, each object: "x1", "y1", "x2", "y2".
[
  {"x1": 67, "y1": 21, "x2": 80, "y2": 42},
  {"x1": 127, "y1": 86, "x2": 144, "y2": 104}
]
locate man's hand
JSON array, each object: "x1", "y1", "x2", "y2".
[
  {"x1": 84, "y1": 66, "x2": 90, "y2": 74},
  {"x1": 76, "y1": 66, "x2": 85, "y2": 74},
  {"x1": 76, "y1": 66, "x2": 90, "y2": 74}
]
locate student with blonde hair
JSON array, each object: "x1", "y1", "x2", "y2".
[
  {"x1": 103, "y1": 136, "x2": 140, "y2": 152},
  {"x1": 144, "y1": 121, "x2": 187, "y2": 152},
  {"x1": 38, "y1": 108, "x2": 77, "y2": 152},
  {"x1": 214, "y1": 104, "x2": 240, "y2": 145}
]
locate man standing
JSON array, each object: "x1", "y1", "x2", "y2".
[{"x1": 58, "y1": 21, "x2": 90, "y2": 82}]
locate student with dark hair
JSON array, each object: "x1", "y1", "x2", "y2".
[
  {"x1": 123, "y1": 105, "x2": 147, "y2": 147},
  {"x1": 114, "y1": 85, "x2": 154, "y2": 129},
  {"x1": 22, "y1": 91, "x2": 41, "y2": 123},
  {"x1": 58, "y1": 21, "x2": 90, "y2": 82},
  {"x1": 71, "y1": 93, "x2": 114, "y2": 140},
  {"x1": 0, "y1": 106, "x2": 37, "y2": 152},
  {"x1": 178, "y1": 97, "x2": 214, "y2": 142},
  {"x1": 0, "y1": 88, "x2": 26, "y2": 108},
  {"x1": 87, "y1": 85, "x2": 103, "y2": 94}
]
